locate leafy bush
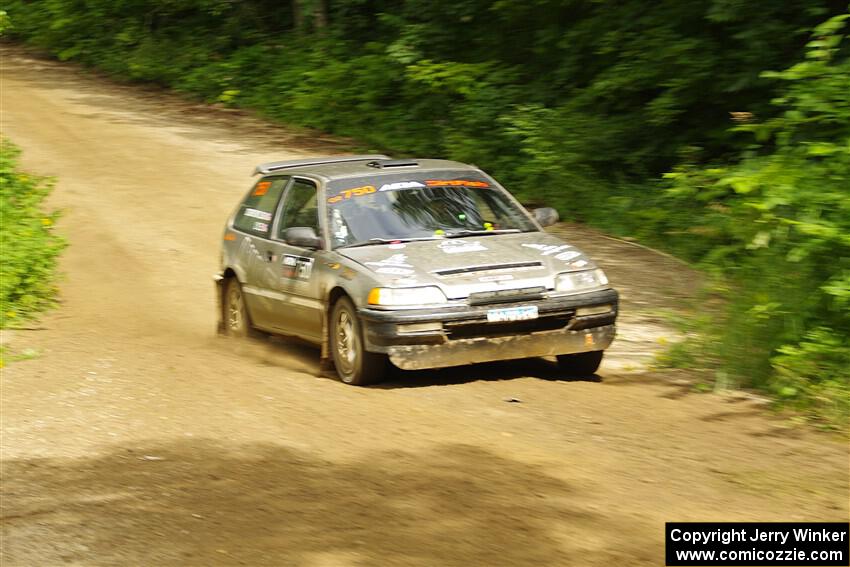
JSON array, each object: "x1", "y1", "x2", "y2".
[
  {"x1": 5, "y1": 0, "x2": 843, "y2": 215},
  {"x1": 663, "y1": 14, "x2": 850, "y2": 424},
  {"x1": 0, "y1": 139, "x2": 66, "y2": 328}
]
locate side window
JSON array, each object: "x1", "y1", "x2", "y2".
[
  {"x1": 278, "y1": 179, "x2": 319, "y2": 238},
  {"x1": 233, "y1": 177, "x2": 289, "y2": 237}
]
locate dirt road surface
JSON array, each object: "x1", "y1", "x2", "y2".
[{"x1": 1, "y1": 46, "x2": 847, "y2": 566}]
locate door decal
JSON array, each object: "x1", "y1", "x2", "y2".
[{"x1": 282, "y1": 255, "x2": 314, "y2": 280}]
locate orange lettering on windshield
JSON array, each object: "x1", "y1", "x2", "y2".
[
  {"x1": 425, "y1": 180, "x2": 489, "y2": 188},
  {"x1": 327, "y1": 185, "x2": 376, "y2": 204}
]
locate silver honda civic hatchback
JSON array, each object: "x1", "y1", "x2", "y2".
[{"x1": 216, "y1": 156, "x2": 618, "y2": 385}]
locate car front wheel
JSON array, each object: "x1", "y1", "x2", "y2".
[
  {"x1": 330, "y1": 297, "x2": 386, "y2": 386},
  {"x1": 556, "y1": 350, "x2": 604, "y2": 377}
]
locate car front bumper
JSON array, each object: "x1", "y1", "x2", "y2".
[{"x1": 358, "y1": 288, "x2": 618, "y2": 370}]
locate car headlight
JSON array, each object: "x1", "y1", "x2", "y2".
[
  {"x1": 555, "y1": 269, "x2": 609, "y2": 292},
  {"x1": 367, "y1": 286, "x2": 448, "y2": 306}
]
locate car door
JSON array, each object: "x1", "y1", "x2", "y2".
[
  {"x1": 229, "y1": 175, "x2": 290, "y2": 330},
  {"x1": 253, "y1": 177, "x2": 325, "y2": 341}
]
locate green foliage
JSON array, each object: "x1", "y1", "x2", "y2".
[
  {"x1": 772, "y1": 328, "x2": 850, "y2": 424},
  {"x1": 5, "y1": 0, "x2": 843, "y2": 209},
  {"x1": 0, "y1": 139, "x2": 66, "y2": 328},
  {"x1": 0, "y1": 9, "x2": 11, "y2": 35},
  {"x1": 665, "y1": 14, "x2": 850, "y2": 425},
  {"x1": 0, "y1": 346, "x2": 42, "y2": 369}
]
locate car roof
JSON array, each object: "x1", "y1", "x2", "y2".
[{"x1": 255, "y1": 157, "x2": 482, "y2": 182}]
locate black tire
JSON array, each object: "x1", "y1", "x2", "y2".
[
  {"x1": 330, "y1": 297, "x2": 386, "y2": 386},
  {"x1": 556, "y1": 350, "x2": 604, "y2": 376},
  {"x1": 223, "y1": 278, "x2": 256, "y2": 338}
]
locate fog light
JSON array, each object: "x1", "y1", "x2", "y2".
[
  {"x1": 397, "y1": 322, "x2": 443, "y2": 334},
  {"x1": 576, "y1": 304, "x2": 613, "y2": 317}
]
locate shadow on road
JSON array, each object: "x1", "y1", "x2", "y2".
[
  {"x1": 0, "y1": 440, "x2": 651, "y2": 566},
  {"x1": 381, "y1": 357, "x2": 602, "y2": 389},
  {"x1": 252, "y1": 335, "x2": 604, "y2": 388},
  {"x1": 222, "y1": 335, "x2": 717, "y2": 408}
]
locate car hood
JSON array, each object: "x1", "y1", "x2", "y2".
[{"x1": 336, "y1": 232, "x2": 596, "y2": 299}]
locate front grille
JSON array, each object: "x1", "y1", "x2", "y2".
[
  {"x1": 445, "y1": 312, "x2": 573, "y2": 340},
  {"x1": 468, "y1": 286, "x2": 546, "y2": 306}
]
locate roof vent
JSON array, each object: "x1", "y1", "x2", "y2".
[{"x1": 366, "y1": 159, "x2": 420, "y2": 169}]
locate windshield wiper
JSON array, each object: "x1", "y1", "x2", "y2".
[
  {"x1": 444, "y1": 229, "x2": 521, "y2": 238},
  {"x1": 339, "y1": 236, "x2": 441, "y2": 249}
]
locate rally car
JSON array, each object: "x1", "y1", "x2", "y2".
[{"x1": 216, "y1": 156, "x2": 618, "y2": 385}]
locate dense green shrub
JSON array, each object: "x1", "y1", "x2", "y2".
[
  {"x1": 5, "y1": 0, "x2": 845, "y2": 217},
  {"x1": 664, "y1": 14, "x2": 850, "y2": 424},
  {"x1": 0, "y1": 139, "x2": 66, "y2": 328}
]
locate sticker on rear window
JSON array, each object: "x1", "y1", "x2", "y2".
[
  {"x1": 253, "y1": 181, "x2": 272, "y2": 196},
  {"x1": 252, "y1": 221, "x2": 269, "y2": 233},
  {"x1": 244, "y1": 208, "x2": 272, "y2": 221}
]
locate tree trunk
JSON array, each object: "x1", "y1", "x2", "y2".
[
  {"x1": 292, "y1": 0, "x2": 304, "y2": 32},
  {"x1": 314, "y1": 0, "x2": 328, "y2": 30}
]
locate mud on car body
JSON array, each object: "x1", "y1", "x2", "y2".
[{"x1": 216, "y1": 156, "x2": 618, "y2": 385}]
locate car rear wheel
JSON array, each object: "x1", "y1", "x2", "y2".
[
  {"x1": 556, "y1": 350, "x2": 604, "y2": 376},
  {"x1": 224, "y1": 278, "x2": 255, "y2": 338},
  {"x1": 330, "y1": 297, "x2": 386, "y2": 386}
]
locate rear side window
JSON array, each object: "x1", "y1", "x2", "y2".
[{"x1": 233, "y1": 177, "x2": 289, "y2": 237}]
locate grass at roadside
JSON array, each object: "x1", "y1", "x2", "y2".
[
  {"x1": 0, "y1": 138, "x2": 66, "y2": 330},
  {"x1": 0, "y1": 344, "x2": 41, "y2": 369}
]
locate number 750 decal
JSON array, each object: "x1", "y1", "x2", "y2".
[{"x1": 327, "y1": 185, "x2": 376, "y2": 204}]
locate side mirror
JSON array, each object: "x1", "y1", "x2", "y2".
[
  {"x1": 282, "y1": 227, "x2": 322, "y2": 249},
  {"x1": 533, "y1": 207, "x2": 559, "y2": 227}
]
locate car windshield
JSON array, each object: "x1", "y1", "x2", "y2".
[{"x1": 326, "y1": 171, "x2": 537, "y2": 249}]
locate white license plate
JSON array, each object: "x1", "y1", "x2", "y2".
[{"x1": 486, "y1": 305, "x2": 539, "y2": 323}]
